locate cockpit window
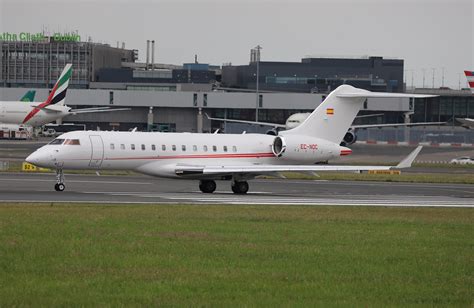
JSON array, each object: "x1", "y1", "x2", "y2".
[
  {"x1": 49, "y1": 139, "x2": 65, "y2": 145},
  {"x1": 64, "y1": 139, "x2": 81, "y2": 145}
]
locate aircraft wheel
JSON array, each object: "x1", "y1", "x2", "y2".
[
  {"x1": 199, "y1": 180, "x2": 216, "y2": 193},
  {"x1": 55, "y1": 183, "x2": 65, "y2": 192},
  {"x1": 231, "y1": 181, "x2": 249, "y2": 194}
]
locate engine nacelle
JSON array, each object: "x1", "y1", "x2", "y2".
[
  {"x1": 340, "y1": 130, "x2": 357, "y2": 146},
  {"x1": 272, "y1": 135, "x2": 345, "y2": 163}
]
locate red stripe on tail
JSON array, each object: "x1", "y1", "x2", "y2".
[{"x1": 22, "y1": 83, "x2": 59, "y2": 124}]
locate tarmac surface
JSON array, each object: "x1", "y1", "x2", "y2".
[{"x1": 0, "y1": 173, "x2": 472, "y2": 207}]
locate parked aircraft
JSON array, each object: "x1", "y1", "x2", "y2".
[
  {"x1": 20, "y1": 90, "x2": 36, "y2": 102},
  {"x1": 207, "y1": 108, "x2": 444, "y2": 146},
  {"x1": 26, "y1": 85, "x2": 430, "y2": 193},
  {"x1": 0, "y1": 64, "x2": 128, "y2": 127},
  {"x1": 456, "y1": 118, "x2": 474, "y2": 129},
  {"x1": 465, "y1": 70, "x2": 474, "y2": 93}
]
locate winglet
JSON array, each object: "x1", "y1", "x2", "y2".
[{"x1": 393, "y1": 146, "x2": 422, "y2": 169}]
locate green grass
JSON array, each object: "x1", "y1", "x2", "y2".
[{"x1": 1, "y1": 203, "x2": 473, "y2": 306}]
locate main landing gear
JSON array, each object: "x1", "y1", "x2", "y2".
[
  {"x1": 199, "y1": 180, "x2": 217, "y2": 193},
  {"x1": 198, "y1": 180, "x2": 249, "y2": 194},
  {"x1": 231, "y1": 181, "x2": 249, "y2": 194},
  {"x1": 54, "y1": 169, "x2": 65, "y2": 191}
]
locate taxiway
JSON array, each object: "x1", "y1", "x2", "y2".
[{"x1": 0, "y1": 173, "x2": 472, "y2": 207}]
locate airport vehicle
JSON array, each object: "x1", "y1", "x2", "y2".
[
  {"x1": 26, "y1": 85, "x2": 429, "y2": 193},
  {"x1": 40, "y1": 123, "x2": 86, "y2": 137},
  {"x1": 0, "y1": 64, "x2": 128, "y2": 128},
  {"x1": 449, "y1": 156, "x2": 474, "y2": 165},
  {"x1": 0, "y1": 124, "x2": 33, "y2": 139},
  {"x1": 207, "y1": 108, "x2": 444, "y2": 146}
]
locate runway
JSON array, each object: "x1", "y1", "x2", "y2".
[{"x1": 0, "y1": 173, "x2": 472, "y2": 207}]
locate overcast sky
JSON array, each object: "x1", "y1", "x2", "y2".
[{"x1": 1, "y1": 0, "x2": 473, "y2": 89}]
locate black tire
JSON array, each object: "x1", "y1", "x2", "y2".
[
  {"x1": 55, "y1": 183, "x2": 65, "y2": 192},
  {"x1": 199, "y1": 180, "x2": 216, "y2": 193},
  {"x1": 232, "y1": 181, "x2": 249, "y2": 194}
]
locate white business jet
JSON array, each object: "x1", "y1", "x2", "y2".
[
  {"x1": 26, "y1": 85, "x2": 431, "y2": 193},
  {"x1": 0, "y1": 64, "x2": 128, "y2": 127}
]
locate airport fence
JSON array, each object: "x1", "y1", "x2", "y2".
[{"x1": 356, "y1": 127, "x2": 474, "y2": 145}]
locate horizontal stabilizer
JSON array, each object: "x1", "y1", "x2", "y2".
[
  {"x1": 31, "y1": 104, "x2": 64, "y2": 113},
  {"x1": 70, "y1": 107, "x2": 130, "y2": 114},
  {"x1": 337, "y1": 92, "x2": 437, "y2": 99}
]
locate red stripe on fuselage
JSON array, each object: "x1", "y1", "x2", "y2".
[
  {"x1": 469, "y1": 81, "x2": 474, "y2": 88},
  {"x1": 106, "y1": 152, "x2": 276, "y2": 161},
  {"x1": 22, "y1": 83, "x2": 59, "y2": 124},
  {"x1": 465, "y1": 71, "x2": 474, "y2": 77}
]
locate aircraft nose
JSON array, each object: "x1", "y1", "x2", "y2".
[
  {"x1": 26, "y1": 151, "x2": 51, "y2": 167},
  {"x1": 26, "y1": 151, "x2": 40, "y2": 165}
]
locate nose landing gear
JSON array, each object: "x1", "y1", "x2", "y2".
[{"x1": 54, "y1": 169, "x2": 65, "y2": 191}]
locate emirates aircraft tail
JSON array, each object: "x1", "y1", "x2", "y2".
[
  {"x1": 283, "y1": 85, "x2": 436, "y2": 144},
  {"x1": 21, "y1": 64, "x2": 72, "y2": 124},
  {"x1": 464, "y1": 71, "x2": 474, "y2": 93},
  {"x1": 46, "y1": 64, "x2": 72, "y2": 106}
]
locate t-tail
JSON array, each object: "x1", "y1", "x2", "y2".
[
  {"x1": 464, "y1": 70, "x2": 474, "y2": 93},
  {"x1": 282, "y1": 84, "x2": 436, "y2": 144}
]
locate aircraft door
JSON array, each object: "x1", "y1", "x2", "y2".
[{"x1": 89, "y1": 135, "x2": 104, "y2": 168}]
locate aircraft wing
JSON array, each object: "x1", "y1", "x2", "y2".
[
  {"x1": 205, "y1": 113, "x2": 286, "y2": 128},
  {"x1": 456, "y1": 118, "x2": 474, "y2": 128},
  {"x1": 174, "y1": 146, "x2": 422, "y2": 177},
  {"x1": 69, "y1": 107, "x2": 131, "y2": 114},
  {"x1": 352, "y1": 122, "x2": 445, "y2": 129}
]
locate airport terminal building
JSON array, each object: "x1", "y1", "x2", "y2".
[{"x1": 1, "y1": 38, "x2": 473, "y2": 143}]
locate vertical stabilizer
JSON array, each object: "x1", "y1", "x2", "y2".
[
  {"x1": 282, "y1": 85, "x2": 366, "y2": 143},
  {"x1": 464, "y1": 71, "x2": 474, "y2": 93}
]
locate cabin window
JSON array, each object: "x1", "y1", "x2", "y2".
[
  {"x1": 193, "y1": 145, "x2": 197, "y2": 151},
  {"x1": 172, "y1": 145, "x2": 176, "y2": 151},
  {"x1": 120, "y1": 144, "x2": 125, "y2": 150},
  {"x1": 203, "y1": 145, "x2": 208, "y2": 152},
  {"x1": 141, "y1": 144, "x2": 146, "y2": 151},
  {"x1": 232, "y1": 146, "x2": 237, "y2": 152},
  {"x1": 212, "y1": 145, "x2": 217, "y2": 152},
  {"x1": 162, "y1": 145, "x2": 166, "y2": 151},
  {"x1": 131, "y1": 144, "x2": 135, "y2": 150},
  {"x1": 49, "y1": 139, "x2": 65, "y2": 145},
  {"x1": 182, "y1": 145, "x2": 186, "y2": 151},
  {"x1": 223, "y1": 146, "x2": 228, "y2": 152},
  {"x1": 110, "y1": 143, "x2": 115, "y2": 150},
  {"x1": 64, "y1": 139, "x2": 80, "y2": 145},
  {"x1": 151, "y1": 145, "x2": 156, "y2": 151}
]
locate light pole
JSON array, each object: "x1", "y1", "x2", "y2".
[
  {"x1": 254, "y1": 45, "x2": 262, "y2": 122},
  {"x1": 422, "y1": 68, "x2": 426, "y2": 88},
  {"x1": 431, "y1": 68, "x2": 435, "y2": 88},
  {"x1": 441, "y1": 67, "x2": 446, "y2": 87}
]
